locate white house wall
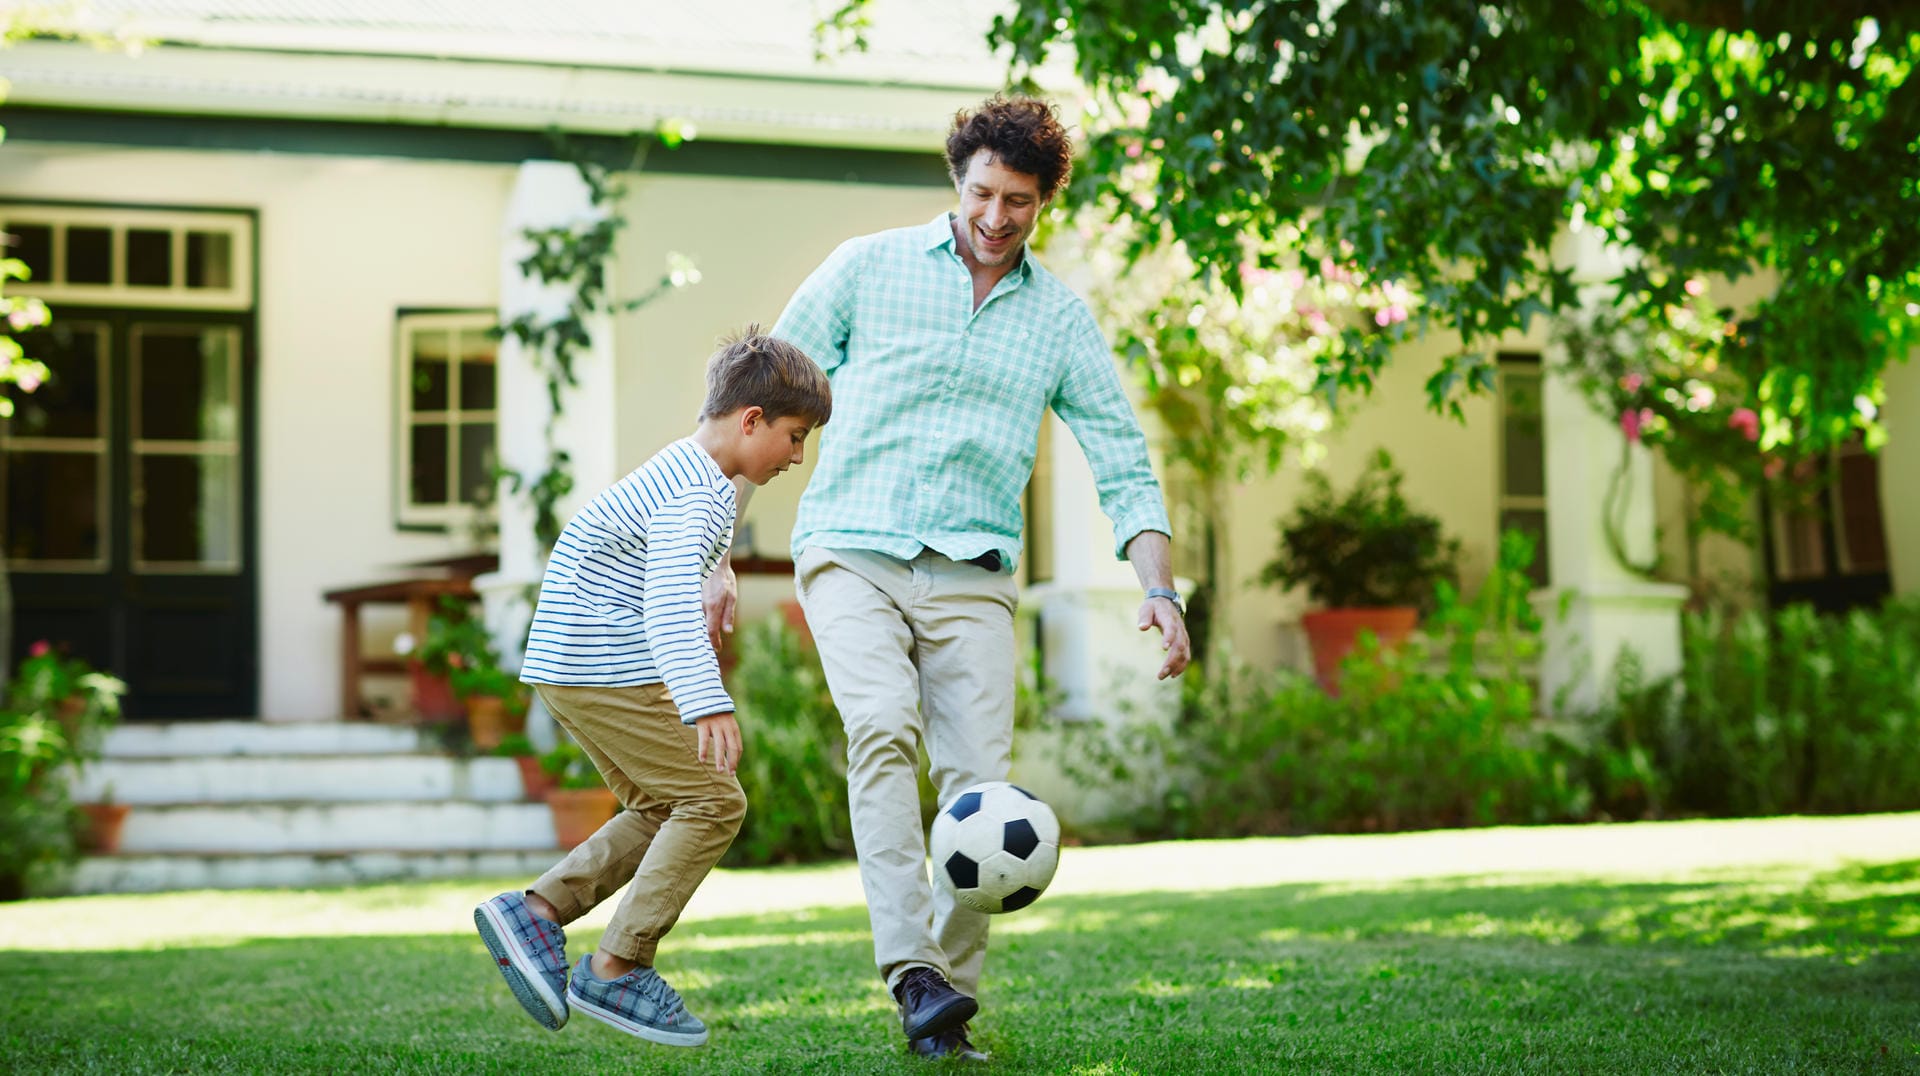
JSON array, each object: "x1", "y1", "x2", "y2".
[
  {"x1": 609, "y1": 173, "x2": 955, "y2": 619},
  {"x1": 1881, "y1": 357, "x2": 1920, "y2": 596},
  {"x1": 0, "y1": 141, "x2": 513, "y2": 719}
]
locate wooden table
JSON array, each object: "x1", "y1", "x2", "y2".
[{"x1": 322, "y1": 571, "x2": 484, "y2": 719}]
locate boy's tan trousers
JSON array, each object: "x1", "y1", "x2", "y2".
[
  {"x1": 795, "y1": 546, "x2": 1019, "y2": 1000},
  {"x1": 528, "y1": 682, "x2": 746, "y2": 965}
]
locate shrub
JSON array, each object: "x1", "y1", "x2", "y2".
[
  {"x1": 1260, "y1": 448, "x2": 1462, "y2": 610},
  {"x1": 722, "y1": 615, "x2": 853, "y2": 867}
]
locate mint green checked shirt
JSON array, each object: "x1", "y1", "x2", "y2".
[{"x1": 774, "y1": 213, "x2": 1171, "y2": 570}]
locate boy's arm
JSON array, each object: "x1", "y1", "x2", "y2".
[
  {"x1": 634, "y1": 490, "x2": 737, "y2": 725},
  {"x1": 702, "y1": 476, "x2": 754, "y2": 651}
]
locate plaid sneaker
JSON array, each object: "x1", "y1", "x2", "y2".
[
  {"x1": 567, "y1": 955, "x2": 709, "y2": 1047},
  {"x1": 474, "y1": 891, "x2": 571, "y2": 1031}
]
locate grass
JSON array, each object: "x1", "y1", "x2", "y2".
[{"x1": 3, "y1": 814, "x2": 1919, "y2": 1073}]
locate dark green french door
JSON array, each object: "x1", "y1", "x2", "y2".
[{"x1": 5, "y1": 310, "x2": 256, "y2": 717}]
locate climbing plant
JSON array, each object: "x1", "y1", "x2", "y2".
[{"x1": 495, "y1": 128, "x2": 703, "y2": 551}]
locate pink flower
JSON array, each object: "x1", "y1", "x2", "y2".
[
  {"x1": 15, "y1": 369, "x2": 41, "y2": 393},
  {"x1": 1684, "y1": 278, "x2": 1705, "y2": 297},
  {"x1": 1387, "y1": 304, "x2": 1407, "y2": 324},
  {"x1": 1374, "y1": 308, "x2": 1392, "y2": 327},
  {"x1": 1764, "y1": 457, "x2": 1785, "y2": 480},
  {"x1": 1285, "y1": 269, "x2": 1307, "y2": 291},
  {"x1": 1620, "y1": 408, "x2": 1653, "y2": 442},
  {"x1": 1125, "y1": 142, "x2": 1142, "y2": 159},
  {"x1": 29, "y1": 640, "x2": 50, "y2": 657},
  {"x1": 1728, "y1": 407, "x2": 1759, "y2": 442},
  {"x1": 1619, "y1": 373, "x2": 1644, "y2": 393},
  {"x1": 1240, "y1": 262, "x2": 1272, "y2": 288},
  {"x1": 7, "y1": 309, "x2": 30, "y2": 330}
]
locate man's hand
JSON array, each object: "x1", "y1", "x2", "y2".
[
  {"x1": 694, "y1": 711, "x2": 742, "y2": 776},
  {"x1": 702, "y1": 560, "x2": 738, "y2": 653},
  {"x1": 1138, "y1": 596, "x2": 1192, "y2": 680}
]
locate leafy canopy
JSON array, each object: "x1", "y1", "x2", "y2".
[{"x1": 839, "y1": 1, "x2": 1918, "y2": 449}]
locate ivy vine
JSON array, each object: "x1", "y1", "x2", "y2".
[{"x1": 495, "y1": 128, "x2": 702, "y2": 551}]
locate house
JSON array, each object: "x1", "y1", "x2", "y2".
[{"x1": 3, "y1": 2, "x2": 1913, "y2": 890}]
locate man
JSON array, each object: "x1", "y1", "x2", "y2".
[{"x1": 713, "y1": 95, "x2": 1191, "y2": 1061}]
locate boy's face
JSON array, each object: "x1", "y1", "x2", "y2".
[
  {"x1": 742, "y1": 411, "x2": 813, "y2": 486},
  {"x1": 954, "y1": 149, "x2": 1048, "y2": 269}
]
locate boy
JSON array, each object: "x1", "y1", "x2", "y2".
[{"x1": 474, "y1": 327, "x2": 830, "y2": 1047}]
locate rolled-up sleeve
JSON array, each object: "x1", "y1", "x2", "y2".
[{"x1": 1051, "y1": 310, "x2": 1173, "y2": 559}]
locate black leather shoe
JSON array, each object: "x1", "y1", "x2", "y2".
[
  {"x1": 892, "y1": 967, "x2": 978, "y2": 1040},
  {"x1": 908, "y1": 1024, "x2": 989, "y2": 1062}
]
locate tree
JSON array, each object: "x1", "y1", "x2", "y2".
[{"x1": 834, "y1": 1, "x2": 1916, "y2": 457}]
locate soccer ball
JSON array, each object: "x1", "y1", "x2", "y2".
[{"x1": 929, "y1": 781, "x2": 1061, "y2": 914}]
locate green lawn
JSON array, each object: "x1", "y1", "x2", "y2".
[{"x1": 3, "y1": 815, "x2": 1919, "y2": 1074}]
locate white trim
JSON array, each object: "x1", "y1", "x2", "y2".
[
  {"x1": 0, "y1": 205, "x2": 254, "y2": 311},
  {"x1": 394, "y1": 310, "x2": 500, "y2": 530}
]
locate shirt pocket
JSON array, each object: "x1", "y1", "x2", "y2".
[{"x1": 969, "y1": 327, "x2": 1057, "y2": 414}]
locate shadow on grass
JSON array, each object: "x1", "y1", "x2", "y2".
[{"x1": 3, "y1": 862, "x2": 1918, "y2": 1074}]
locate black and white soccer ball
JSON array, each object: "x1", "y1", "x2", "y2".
[{"x1": 929, "y1": 781, "x2": 1061, "y2": 914}]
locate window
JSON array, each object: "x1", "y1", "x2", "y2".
[
  {"x1": 4, "y1": 322, "x2": 110, "y2": 571},
  {"x1": 1496, "y1": 352, "x2": 1550, "y2": 588},
  {"x1": 395, "y1": 312, "x2": 498, "y2": 530},
  {"x1": 1, "y1": 206, "x2": 252, "y2": 311},
  {"x1": 1770, "y1": 439, "x2": 1889, "y2": 581}
]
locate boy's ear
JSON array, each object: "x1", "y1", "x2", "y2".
[{"x1": 740, "y1": 405, "x2": 766, "y2": 433}]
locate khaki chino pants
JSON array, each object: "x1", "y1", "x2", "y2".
[
  {"x1": 795, "y1": 546, "x2": 1019, "y2": 998},
  {"x1": 528, "y1": 682, "x2": 747, "y2": 965}
]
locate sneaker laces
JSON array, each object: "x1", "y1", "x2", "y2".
[
  {"x1": 637, "y1": 970, "x2": 690, "y2": 1021},
  {"x1": 895, "y1": 967, "x2": 945, "y2": 1011}
]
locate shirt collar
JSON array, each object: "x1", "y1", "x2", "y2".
[{"x1": 927, "y1": 212, "x2": 1035, "y2": 283}]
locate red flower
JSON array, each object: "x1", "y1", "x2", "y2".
[{"x1": 28, "y1": 640, "x2": 50, "y2": 658}]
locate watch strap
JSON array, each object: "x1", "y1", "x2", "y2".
[{"x1": 1145, "y1": 586, "x2": 1183, "y2": 611}]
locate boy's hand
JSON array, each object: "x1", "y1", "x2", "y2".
[
  {"x1": 694, "y1": 712, "x2": 742, "y2": 776},
  {"x1": 702, "y1": 560, "x2": 739, "y2": 652}
]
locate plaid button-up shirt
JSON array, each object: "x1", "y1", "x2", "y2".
[{"x1": 773, "y1": 213, "x2": 1171, "y2": 570}]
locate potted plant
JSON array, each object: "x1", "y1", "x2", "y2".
[
  {"x1": 1261, "y1": 449, "x2": 1461, "y2": 693},
  {"x1": 493, "y1": 733, "x2": 559, "y2": 801},
  {"x1": 395, "y1": 598, "x2": 487, "y2": 723},
  {"x1": 544, "y1": 746, "x2": 617, "y2": 850},
  {"x1": 77, "y1": 785, "x2": 131, "y2": 855},
  {"x1": 3, "y1": 642, "x2": 128, "y2": 891},
  {"x1": 450, "y1": 660, "x2": 528, "y2": 751}
]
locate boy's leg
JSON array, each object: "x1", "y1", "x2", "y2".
[
  {"x1": 912, "y1": 551, "x2": 1019, "y2": 1001},
  {"x1": 527, "y1": 686, "x2": 673, "y2": 928},
  {"x1": 539, "y1": 683, "x2": 747, "y2": 967},
  {"x1": 797, "y1": 547, "x2": 977, "y2": 1042}
]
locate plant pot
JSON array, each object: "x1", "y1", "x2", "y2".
[
  {"x1": 546, "y1": 787, "x2": 618, "y2": 849},
  {"x1": 1300, "y1": 606, "x2": 1419, "y2": 694},
  {"x1": 408, "y1": 663, "x2": 464, "y2": 722},
  {"x1": 513, "y1": 756, "x2": 559, "y2": 802},
  {"x1": 463, "y1": 696, "x2": 523, "y2": 751},
  {"x1": 78, "y1": 802, "x2": 132, "y2": 854},
  {"x1": 55, "y1": 695, "x2": 87, "y2": 741}
]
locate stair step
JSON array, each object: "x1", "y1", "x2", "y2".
[
  {"x1": 75, "y1": 755, "x2": 525, "y2": 806},
  {"x1": 104, "y1": 721, "x2": 439, "y2": 759},
  {"x1": 66, "y1": 849, "x2": 562, "y2": 895},
  {"x1": 114, "y1": 801, "x2": 559, "y2": 854}
]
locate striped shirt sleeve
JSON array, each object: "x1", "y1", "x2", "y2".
[{"x1": 1052, "y1": 308, "x2": 1174, "y2": 559}]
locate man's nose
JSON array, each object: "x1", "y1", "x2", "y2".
[{"x1": 983, "y1": 200, "x2": 1008, "y2": 228}]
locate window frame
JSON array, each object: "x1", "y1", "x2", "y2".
[
  {"x1": 1494, "y1": 351, "x2": 1551, "y2": 588},
  {"x1": 393, "y1": 309, "x2": 500, "y2": 533},
  {"x1": 0, "y1": 204, "x2": 253, "y2": 311}
]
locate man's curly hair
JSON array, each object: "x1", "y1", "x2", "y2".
[{"x1": 945, "y1": 95, "x2": 1073, "y2": 200}]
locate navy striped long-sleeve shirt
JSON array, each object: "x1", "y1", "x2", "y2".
[{"x1": 519, "y1": 438, "x2": 737, "y2": 722}]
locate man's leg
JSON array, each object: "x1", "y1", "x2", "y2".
[
  {"x1": 796, "y1": 547, "x2": 949, "y2": 987},
  {"x1": 911, "y1": 551, "x2": 1019, "y2": 1000}
]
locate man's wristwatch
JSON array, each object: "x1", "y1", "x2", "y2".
[{"x1": 1145, "y1": 586, "x2": 1184, "y2": 615}]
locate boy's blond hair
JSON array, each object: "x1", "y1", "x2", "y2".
[{"x1": 699, "y1": 325, "x2": 832, "y2": 429}]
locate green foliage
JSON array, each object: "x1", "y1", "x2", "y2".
[
  {"x1": 490, "y1": 732, "x2": 535, "y2": 759},
  {"x1": 968, "y1": 0, "x2": 1920, "y2": 450},
  {"x1": 1573, "y1": 598, "x2": 1920, "y2": 818},
  {"x1": 409, "y1": 599, "x2": 527, "y2": 711},
  {"x1": 536, "y1": 741, "x2": 583, "y2": 780},
  {"x1": 0, "y1": 644, "x2": 126, "y2": 897},
  {"x1": 722, "y1": 616, "x2": 853, "y2": 867},
  {"x1": 1066, "y1": 535, "x2": 1573, "y2": 839},
  {"x1": 1259, "y1": 449, "x2": 1462, "y2": 610}
]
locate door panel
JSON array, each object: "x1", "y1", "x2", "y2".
[{"x1": 8, "y1": 311, "x2": 256, "y2": 717}]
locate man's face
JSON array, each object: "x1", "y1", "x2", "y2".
[{"x1": 955, "y1": 149, "x2": 1048, "y2": 269}]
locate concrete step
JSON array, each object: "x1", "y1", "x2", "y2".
[
  {"x1": 113, "y1": 800, "x2": 559, "y2": 855},
  {"x1": 104, "y1": 720, "x2": 440, "y2": 759},
  {"x1": 75, "y1": 755, "x2": 526, "y2": 806},
  {"x1": 66, "y1": 848, "x2": 562, "y2": 895}
]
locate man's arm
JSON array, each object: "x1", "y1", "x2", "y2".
[
  {"x1": 1124, "y1": 529, "x2": 1191, "y2": 680},
  {"x1": 702, "y1": 476, "x2": 754, "y2": 651}
]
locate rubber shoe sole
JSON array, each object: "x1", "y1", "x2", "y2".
[
  {"x1": 474, "y1": 901, "x2": 567, "y2": 1031},
  {"x1": 568, "y1": 988, "x2": 710, "y2": 1047},
  {"x1": 902, "y1": 991, "x2": 977, "y2": 1041}
]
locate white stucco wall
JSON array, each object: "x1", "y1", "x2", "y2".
[
  {"x1": 0, "y1": 142, "x2": 513, "y2": 719},
  {"x1": 1881, "y1": 354, "x2": 1920, "y2": 597}
]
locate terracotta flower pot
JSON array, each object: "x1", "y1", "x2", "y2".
[
  {"x1": 513, "y1": 756, "x2": 559, "y2": 802},
  {"x1": 546, "y1": 787, "x2": 618, "y2": 849},
  {"x1": 1300, "y1": 607, "x2": 1420, "y2": 695},
  {"x1": 408, "y1": 663, "x2": 464, "y2": 722},
  {"x1": 78, "y1": 802, "x2": 132, "y2": 854},
  {"x1": 463, "y1": 695, "x2": 523, "y2": 751}
]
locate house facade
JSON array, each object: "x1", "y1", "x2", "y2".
[{"x1": 4, "y1": 0, "x2": 1915, "y2": 729}]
